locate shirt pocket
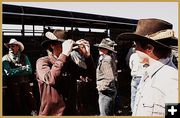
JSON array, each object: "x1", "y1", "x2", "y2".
[
  {"x1": 142, "y1": 102, "x2": 154, "y2": 116},
  {"x1": 142, "y1": 102, "x2": 165, "y2": 116},
  {"x1": 152, "y1": 103, "x2": 165, "y2": 116}
]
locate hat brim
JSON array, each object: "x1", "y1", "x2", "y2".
[
  {"x1": 41, "y1": 31, "x2": 65, "y2": 49},
  {"x1": 94, "y1": 44, "x2": 117, "y2": 53},
  {"x1": 156, "y1": 37, "x2": 178, "y2": 47},
  {"x1": 117, "y1": 33, "x2": 177, "y2": 49},
  {"x1": 4, "y1": 42, "x2": 24, "y2": 52},
  {"x1": 41, "y1": 39, "x2": 64, "y2": 49}
]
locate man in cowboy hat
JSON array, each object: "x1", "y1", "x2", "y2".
[
  {"x1": 2, "y1": 38, "x2": 37, "y2": 115},
  {"x1": 36, "y1": 29, "x2": 98, "y2": 116},
  {"x1": 95, "y1": 38, "x2": 118, "y2": 116},
  {"x1": 117, "y1": 18, "x2": 178, "y2": 116}
]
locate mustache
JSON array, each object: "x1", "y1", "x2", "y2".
[{"x1": 9, "y1": 48, "x2": 14, "y2": 52}]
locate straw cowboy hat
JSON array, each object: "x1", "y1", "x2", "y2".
[
  {"x1": 94, "y1": 38, "x2": 117, "y2": 53},
  {"x1": 4, "y1": 38, "x2": 24, "y2": 52},
  {"x1": 117, "y1": 18, "x2": 178, "y2": 48},
  {"x1": 41, "y1": 29, "x2": 66, "y2": 49}
]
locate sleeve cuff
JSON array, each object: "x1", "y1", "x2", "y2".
[{"x1": 57, "y1": 54, "x2": 67, "y2": 63}]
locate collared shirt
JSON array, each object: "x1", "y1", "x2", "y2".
[
  {"x1": 3, "y1": 54, "x2": 32, "y2": 77},
  {"x1": 96, "y1": 54, "x2": 117, "y2": 92},
  {"x1": 133, "y1": 58, "x2": 178, "y2": 116}
]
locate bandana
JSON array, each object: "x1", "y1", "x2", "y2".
[
  {"x1": 70, "y1": 50, "x2": 87, "y2": 69},
  {"x1": 8, "y1": 50, "x2": 21, "y2": 65}
]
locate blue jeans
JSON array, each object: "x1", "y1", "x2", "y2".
[
  {"x1": 131, "y1": 75, "x2": 142, "y2": 112},
  {"x1": 98, "y1": 90, "x2": 116, "y2": 116}
]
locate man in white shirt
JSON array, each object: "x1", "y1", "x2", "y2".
[{"x1": 118, "y1": 18, "x2": 178, "y2": 116}]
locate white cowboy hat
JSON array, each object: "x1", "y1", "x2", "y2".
[
  {"x1": 41, "y1": 29, "x2": 65, "y2": 49},
  {"x1": 4, "y1": 38, "x2": 24, "y2": 52}
]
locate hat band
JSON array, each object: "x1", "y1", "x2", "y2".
[
  {"x1": 145, "y1": 29, "x2": 175, "y2": 40},
  {"x1": 99, "y1": 44, "x2": 114, "y2": 50}
]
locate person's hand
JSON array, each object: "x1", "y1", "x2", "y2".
[
  {"x1": 15, "y1": 63, "x2": 22, "y2": 67},
  {"x1": 76, "y1": 39, "x2": 90, "y2": 57},
  {"x1": 22, "y1": 65, "x2": 30, "y2": 71},
  {"x1": 80, "y1": 76, "x2": 92, "y2": 82},
  {"x1": 62, "y1": 39, "x2": 75, "y2": 56},
  {"x1": 26, "y1": 65, "x2": 30, "y2": 71}
]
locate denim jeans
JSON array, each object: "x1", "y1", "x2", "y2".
[
  {"x1": 131, "y1": 75, "x2": 142, "y2": 112},
  {"x1": 98, "y1": 90, "x2": 116, "y2": 116}
]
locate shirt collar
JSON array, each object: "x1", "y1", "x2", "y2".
[{"x1": 146, "y1": 57, "x2": 171, "y2": 78}]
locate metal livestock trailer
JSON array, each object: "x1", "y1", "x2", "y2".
[{"x1": 2, "y1": 4, "x2": 138, "y2": 116}]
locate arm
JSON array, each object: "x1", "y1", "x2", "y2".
[
  {"x1": 36, "y1": 39, "x2": 74, "y2": 86},
  {"x1": 3, "y1": 55, "x2": 32, "y2": 77},
  {"x1": 36, "y1": 54, "x2": 67, "y2": 86},
  {"x1": 23, "y1": 55, "x2": 33, "y2": 75},
  {"x1": 164, "y1": 77, "x2": 178, "y2": 103}
]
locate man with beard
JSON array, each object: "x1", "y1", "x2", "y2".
[{"x1": 3, "y1": 38, "x2": 37, "y2": 115}]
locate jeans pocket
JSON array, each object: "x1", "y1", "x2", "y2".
[{"x1": 102, "y1": 90, "x2": 116, "y2": 97}]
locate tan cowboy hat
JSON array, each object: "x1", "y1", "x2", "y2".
[
  {"x1": 94, "y1": 38, "x2": 117, "y2": 53},
  {"x1": 41, "y1": 29, "x2": 66, "y2": 49},
  {"x1": 117, "y1": 18, "x2": 178, "y2": 48},
  {"x1": 4, "y1": 38, "x2": 24, "y2": 52}
]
